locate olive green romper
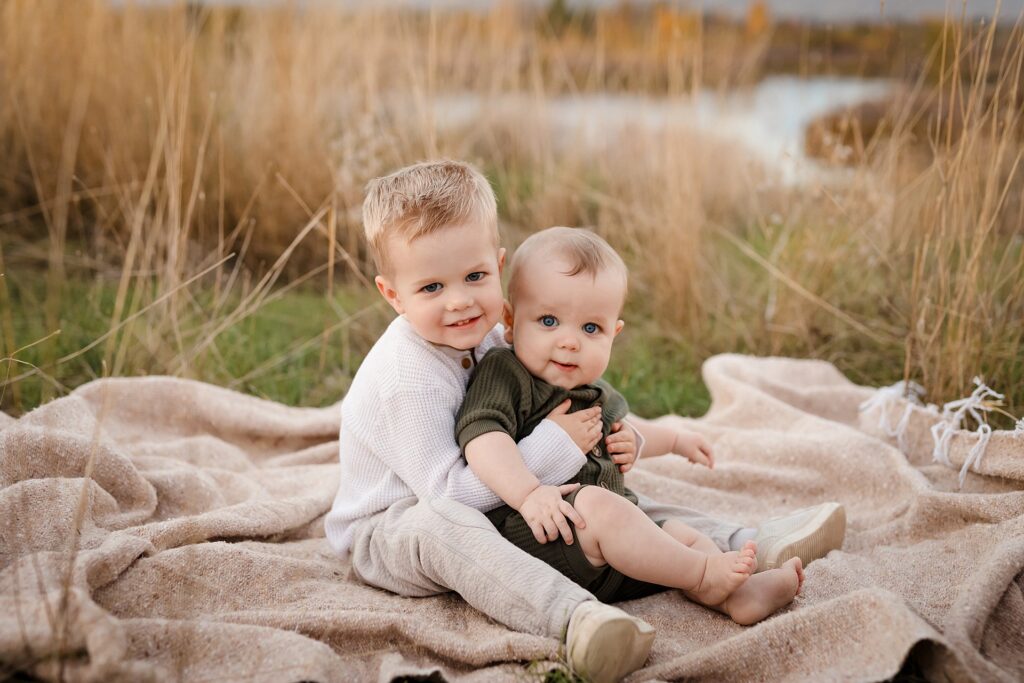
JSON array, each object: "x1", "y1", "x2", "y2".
[{"x1": 455, "y1": 347, "x2": 666, "y2": 602}]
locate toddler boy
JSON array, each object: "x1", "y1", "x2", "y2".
[{"x1": 325, "y1": 160, "x2": 657, "y2": 681}]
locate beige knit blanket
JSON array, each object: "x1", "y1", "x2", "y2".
[{"x1": 1, "y1": 354, "x2": 1022, "y2": 682}]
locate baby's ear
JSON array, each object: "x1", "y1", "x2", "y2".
[
  {"x1": 497, "y1": 247, "x2": 507, "y2": 274},
  {"x1": 614, "y1": 319, "x2": 625, "y2": 337},
  {"x1": 375, "y1": 275, "x2": 404, "y2": 315},
  {"x1": 502, "y1": 301, "x2": 515, "y2": 343}
]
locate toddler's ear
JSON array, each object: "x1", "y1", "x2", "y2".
[
  {"x1": 497, "y1": 247, "x2": 506, "y2": 273},
  {"x1": 502, "y1": 301, "x2": 515, "y2": 343},
  {"x1": 614, "y1": 319, "x2": 625, "y2": 336},
  {"x1": 375, "y1": 275, "x2": 404, "y2": 315}
]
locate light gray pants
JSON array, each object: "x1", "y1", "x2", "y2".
[{"x1": 349, "y1": 495, "x2": 742, "y2": 639}]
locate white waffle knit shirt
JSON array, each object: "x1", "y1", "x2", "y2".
[{"x1": 324, "y1": 315, "x2": 587, "y2": 558}]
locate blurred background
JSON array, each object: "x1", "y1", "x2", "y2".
[{"x1": 1, "y1": 0, "x2": 1022, "y2": 425}]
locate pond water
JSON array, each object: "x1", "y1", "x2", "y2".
[{"x1": 432, "y1": 76, "x2": 895, "y2": 184}]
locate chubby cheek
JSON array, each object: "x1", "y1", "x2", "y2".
[
  {"x1": 585, "y1": 346, "x2": 613, "y2": 379},
  {"x1": 407, "y1": 304, "x2": 447, "y2": 339},
  {"x1": 513, "y1": 335, "x2": 546, "y2": 374},
  {"x1": 479, "y1": 289, "x2": 505, "y2": 322},
  {"x1": 414, "y1": 305, "x2": 442, "y2": 327}
]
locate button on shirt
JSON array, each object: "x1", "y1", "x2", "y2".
[{"x1": 432, "y1": 343, "x2": 477, "y2": 375}]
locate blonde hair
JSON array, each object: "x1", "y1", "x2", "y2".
[
  {"x1": 508, "y1": 227, "x2": 628, "y2": 305},
  {"x1": 362, "y1": 159, "x2": 498, "y2": 274}
]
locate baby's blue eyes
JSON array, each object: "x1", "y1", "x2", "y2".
[
  {"x1": 538, "y1": 316, "x2": 601, "y2": 334},
  {"x1": 466, "y1": 272, "x2": 485, "y2": 282},
  {"x1": 421, "y1": 282, "x2": 442, "y2": 293}
]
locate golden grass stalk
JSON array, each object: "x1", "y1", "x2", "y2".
[{"x1": 0, "y1": 0, "x2": 1021, "y2": 421}]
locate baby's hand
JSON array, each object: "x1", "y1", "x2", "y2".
[
  {"x1": 606, "y1": 422, "x2": 637, "y2": 473},
  {"x1": 518, "y1": 483, "x2": 585, "y2": 545},
  {"x1": 673, "y1": 429, "x2": 715, "y2": 468},
  {"x1": 546, "y1": 400, "x2": 602, "y2": 453}
]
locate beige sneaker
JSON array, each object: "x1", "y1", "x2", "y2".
[
  {"x1": 565, "y1": 601, "x2": 655, "y2": 683},
  {"x1": 754, "y1": 502, "x2": 846, "y2": 571}
]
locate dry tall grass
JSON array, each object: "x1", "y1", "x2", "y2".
[{"x1": 1, "y1": 0, "x2": 1022, "y2": 422}]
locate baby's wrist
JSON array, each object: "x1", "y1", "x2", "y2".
[{"x1": 510, "y1": 479, "x2": 541, "y2": 510}]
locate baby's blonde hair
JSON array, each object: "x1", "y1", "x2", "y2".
[
  {"x1": 362, "y1": 159, "x2": 498, "y2": 275},
  {"x1": 508, "y1": 227, "x2": 628, "y2": 306}
]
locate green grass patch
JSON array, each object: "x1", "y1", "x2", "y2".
[
  {"x1": 1, "y1": 268, "x2": 390, "y2": 415},
  {"x1": 606, "y1": 328, "x2": 710, "y2": 419},
  {"x1": 2, "y1": 269, "x2": 711, "y2": 419}
]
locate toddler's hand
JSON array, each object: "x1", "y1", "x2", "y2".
[
  {"x1": 546, "y1": 400, "x2": 602, "y2": 453},
  {"x1": 606, "y1": 422, "x2": 638, "y2": 473},
  {"x1": 673, "y1": 429, "x2": 715, "y2": 468},
  {"x1": 517, "y1": 483, "x2": 585, "y2": 545}
]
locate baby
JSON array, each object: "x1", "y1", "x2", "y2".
[{"x1": 455, "y1": 227, "x2": 804, "y2": 624}]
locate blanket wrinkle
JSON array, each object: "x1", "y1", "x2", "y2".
[{"x1": 1, "y1": 355, "x2": 1022, "y2": 682}]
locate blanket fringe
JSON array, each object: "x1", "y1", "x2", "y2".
[
  {"x1": 929, "y1": 377, "x2": 1004, "y2": 488},
  {"x1": 858, "y1": 380, "x2": 930, "y2": 451},
  {"x1": 861, "y1": 377, "x2": 1009, "y2": 488}
]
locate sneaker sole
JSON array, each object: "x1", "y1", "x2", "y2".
[
  {"x1": 761, "y1": 503, "x2": 846, "y2": 571},
  {"x1": 570, "y1": 616, "x2": 655, "y2": 683}
]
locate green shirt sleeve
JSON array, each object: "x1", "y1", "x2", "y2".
[{"x1": 455, "y1": 348, "x2": 535, "y2": 452}]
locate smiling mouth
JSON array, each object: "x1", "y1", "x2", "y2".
[
  {"x1": 447, "y1": 315, "x2": 480, "y2": 328},
  {"x1": 551, "y1": 361, "x2": 578, "y2": 372}
]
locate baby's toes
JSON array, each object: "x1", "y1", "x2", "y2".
[
  {"x1": 791, "y1": 558, "x2": 805, "y2": 592},
  {"x1": 731, "y1": 554, "x2": 754, "y2": 576}
]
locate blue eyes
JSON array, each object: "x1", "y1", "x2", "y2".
[
  {"x1": 419, "y1": 272, "x2": 486, "y2": 294},
  {"x1": 538, "y1": 316, "x2": 601, "y2": 334}
]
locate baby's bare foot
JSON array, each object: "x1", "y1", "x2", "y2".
[
  {"x1": 724, "y1": 557, "x2": 803, "y2": 626},
  {"x1": 692, "y1": 541, "x2": 756, "y2": 606}
]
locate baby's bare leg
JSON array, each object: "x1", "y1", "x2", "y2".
[
  {"x1": 660, "y1": 517, "x2": 802, "y2": 624},
  {"x1": 571, "y1": 487, "x2": 755, "y2": 599},
  {"x1": 661, "y1": 519, "x2": 723, "y2": 556}
]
